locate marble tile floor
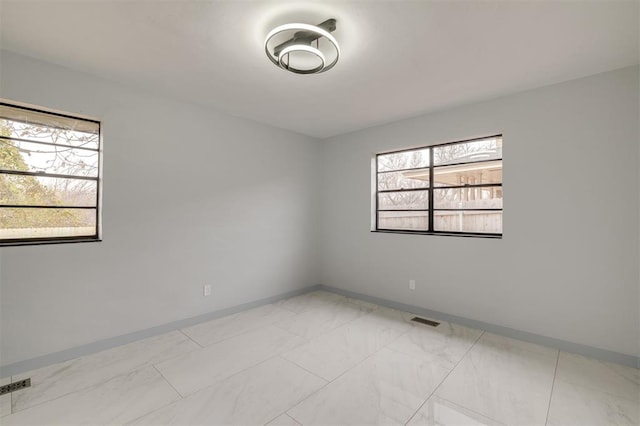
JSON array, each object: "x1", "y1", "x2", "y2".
[{"x1": 1, "y1": 290, "x2": 638, "y2": 425}]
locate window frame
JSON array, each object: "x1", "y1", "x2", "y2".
[
  {"x1": 373, "y1": 134, "x2": 502, "y2": 239},
  {"x1": 0, "y1": 100, "x2": 103, "y2": 247}
]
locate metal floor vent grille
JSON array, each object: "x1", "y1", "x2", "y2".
[
  {"x1": 0, "y1": 378, "x2": 31, "y2": 396},
  {"x1": 411, "y1": 317, "x2": 440, "y2": 327}
]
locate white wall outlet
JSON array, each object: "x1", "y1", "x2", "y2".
[
  {"x1": 409, "y1": 279, "x2": 416, "y2": 290},
  {"x1": 203, "y1": 284, "x2": 212, "y2": 297}
]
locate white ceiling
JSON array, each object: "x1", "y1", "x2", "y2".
[{"x1": 1, "y1": 0, "x2": 638, "y2": 139}]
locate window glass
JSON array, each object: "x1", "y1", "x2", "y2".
[
  {"x1": 0, "y1": 102, "x2": 101, "y2": 245},
  {"x1": 433, "y1": 137, "x2": 501, "y2": 165},
  {"x1": 377, "y1": 147, "x2": 430, "y2": 172},
  {"x1": 375, "y1": 136, "x2": 502, "y2": 236},
  {"x1": 378, "y1": 190, "x2": 429, "y2": 210}
]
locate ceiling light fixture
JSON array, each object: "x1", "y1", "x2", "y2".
[{"x1": 264, "y1": 19, "x2": 340, "y2": 74}]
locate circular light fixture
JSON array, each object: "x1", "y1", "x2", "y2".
[
  {"x1": 264, "y1": 19, "x2": 340, "y2": 74},
  {"x1": 278, "y1": 45, "x2": 326, "y2": 74}
]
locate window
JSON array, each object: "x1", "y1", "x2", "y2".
[
  {"x1": 0, "y1": 101, "x2": 102, "y2": 246},
  {"x1": 374, "y1": 135, "x2": 502, "y2": 237}
]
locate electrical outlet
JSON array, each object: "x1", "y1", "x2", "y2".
[
  {"x1": 203, "y1": 284, "x2": 212, "y2": 297},
  {"x1": 409, "y1": 279, "x2": 416, "y2": 290}
]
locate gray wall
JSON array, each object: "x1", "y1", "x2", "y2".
[
  {"x1": 1, "y1": 51, "x2": 638, "y2": 367},
  {"x1": 319, "y1": 66, "x2": 640, "y2": 358},
  {"x1": 0, "y1": 51, "x2": 321, "y2": 366}
]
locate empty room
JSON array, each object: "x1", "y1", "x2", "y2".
[{"x1": 0, "y1": 0, "x2": 638, "y2": 425}]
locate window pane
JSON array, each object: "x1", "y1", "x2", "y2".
[
  {"x1": 0, "y1": 139, "x2": 99, "y2": 177},
  {"x1": 378, "y1": 168, "x2": 429, "y2": 191},
  {"x1": 378, "y1": 211, "x2": 428, "y2": 231},
  {"x1": 0, "y1": 207, "x2": 96, "y2": 239},
  {"x1": 378, "y1": 190, "x2": 429, "y2": 210},
  {"x1": 433, "y1": 160, "x2": 502, "y2": 187},
  {"x1": 377, "y1": 147, "x2": 430, "y2": 172},
  {"x1": 434, "y1": 210, "x2": 502, "y2": 233},
  {"x1": 0, "y1": 105, "x2": 99, "y2": 149},
  {"x1": 0, "y1": 174, "x2": 97, "y2": 207},
  {"x1": 433, "y1": 137, "x2": 502, "y2": 165},
  {"x1": 434, "y1": 187, "x2": 503, "y2": 209}
]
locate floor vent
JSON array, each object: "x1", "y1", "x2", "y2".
[
  {"x1": 0, "y1": 378, "x2": 31, "y2": 396},
  {"x1": 411, "y1": 317, "x2": 440, "y2": 327}
]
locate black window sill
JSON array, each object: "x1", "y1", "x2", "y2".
[
  {"x1": 0, "y1": 238, "x2": 102, "y2": 247},
  {"x1": 371, "y1": 230, "x2": 502, "y2": 239}
]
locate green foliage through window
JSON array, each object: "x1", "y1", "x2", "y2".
[{"x1": 0, "y1": 102, "x2": 101, "y2": 244}]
